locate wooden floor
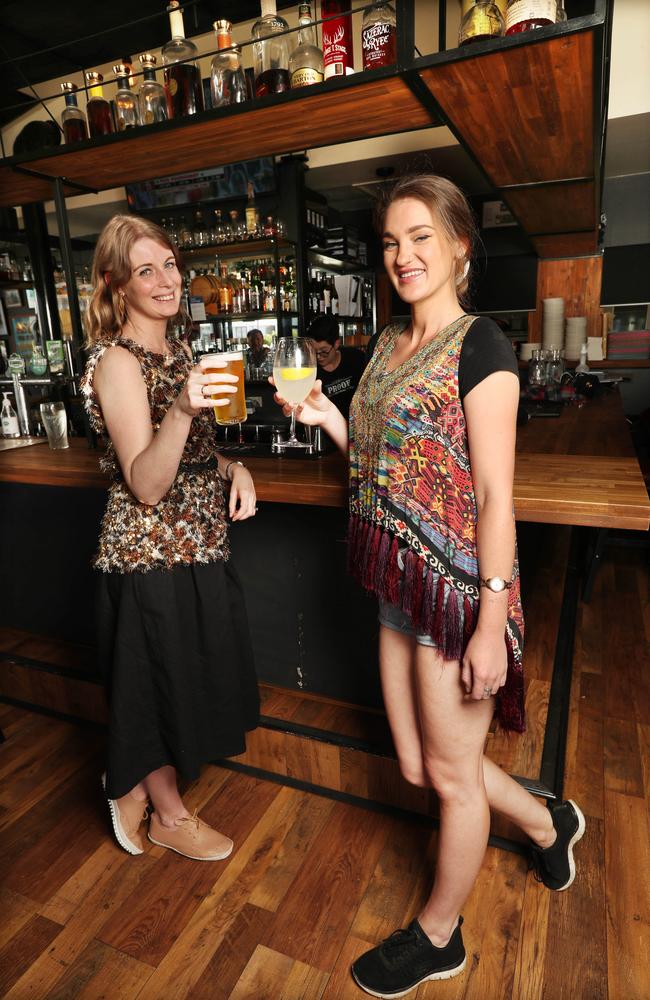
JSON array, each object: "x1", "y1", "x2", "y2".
[{"x1": 0, "y1": 544, "x2": 648, "y2": 1000}]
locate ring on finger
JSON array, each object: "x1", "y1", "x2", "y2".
[{"x1": 483, "y1": 686, "x2": 493, "y2": 698}]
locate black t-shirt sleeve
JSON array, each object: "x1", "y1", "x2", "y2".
[{"x1": 458, "y1": 317, "x2": 519, "y2": 400}]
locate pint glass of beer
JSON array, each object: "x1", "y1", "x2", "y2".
[{"x1": 203, "y1": 351, "x2": 247, "y2": 426}]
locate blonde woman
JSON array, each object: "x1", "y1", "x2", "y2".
[{"x1": 81, "y1": 215, "x2": 259, "y2": 861}]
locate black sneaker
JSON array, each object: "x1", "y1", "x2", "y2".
[
  {"x1": 351, "y1": 917, "x2": 466, "y2": 998},
  {"x1": 530, "y1": 799, "x2": 586, "y2": 891}
]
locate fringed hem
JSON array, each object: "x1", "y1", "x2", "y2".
[{"x1": 348, "y1": 514, "x2": 526, "y2": 733}]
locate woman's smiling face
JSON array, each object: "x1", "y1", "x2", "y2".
[
  {"x1": 122, "y1": 237, "x2": 182, "y2": 322},
  {"x1": 382, "y1": 197, "x2": 463, "y2": 308}
]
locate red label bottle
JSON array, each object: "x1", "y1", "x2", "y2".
[
  {"x1": 322, "y1": 0, "x2": 355, "y2": 79},
  {"x1": 505, "y1": 0, "x2": 556, "y2": 34},
  {"x1": 362, "y1": 2, "x2": 397, "y2": 71}
]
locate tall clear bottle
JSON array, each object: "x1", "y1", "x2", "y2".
[
  {"x1": 289, "y1": 3, "x2": 324, "y2": 88},
  {"x1": 138, "y1": 53, "x2": 168, "y2": 124},
  {"x1": 162, "y1": 1, "x2": 204, "y2": 118},
  {"x1": 113, "y1": 64, "x2": 140, "y2": 130},
  {"x1": 210, "y1": 20, "x2": 248, "y2": 107},
  {"x1": 252, "y1": 0, "x2": 291, "y2": 98},
  {"x1": 60, "y1": 82, "x2": 88, "y2": 144},
  {"x1": 459, "y1": 1, "x2": 504, "y2": 45},
  {"x1": 85, "y1": 72, "x2": 115, "y2": 136}
]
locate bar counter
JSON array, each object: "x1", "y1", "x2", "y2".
[{"x1": 1, "y1": 391, "x2": 648, "y2": 529}]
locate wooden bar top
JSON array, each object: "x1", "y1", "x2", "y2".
[{"x1": 1, "y1": 392, "x2": 648, "y2": 530}]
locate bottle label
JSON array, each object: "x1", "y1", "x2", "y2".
[
  {"x1": 168, "y1": 77, "x2": 179, "y2": 96},
  {"x1": 362, "y1": 22, "x2": 395, "y2": 66},
  {"x1": 464, "y1": 10, "x2": 503, "y2": 38},
  {"x1": 505, "y1": 0, "x2": 556, "y2": 29},
  {"x1": 323, "y1": 18, "x2": 353, "y2": 76},
  {"x1": 290, "y1": 67, "x2": 324, "y2": 88}
]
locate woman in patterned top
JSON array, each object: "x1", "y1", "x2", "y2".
[
  {"x1": 82, "y1": 215, "x2": 259, "y2": 863},
  {"x1": 275, "y1": 176, "x2": 584, "y2": 996}
]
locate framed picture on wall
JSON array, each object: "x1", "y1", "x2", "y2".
[
  {"x1": 9, "y1": 310, "x2": 37, "y2": 363},
  {"x1": 0, "y1": 298, "x2": 9, "y2": 339},
  {"x1": 2, "y1": 288, "x2": 22, "y2": 309}
]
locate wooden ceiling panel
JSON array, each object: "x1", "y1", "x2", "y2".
[
  {"x1": 531, "y1": 230, "x2": 599, "y2": 257},
  {"x1": 418, "y1": 31, "x2": 595, "y2": 188},
  {"x1": 504, "y1": 180, "x2": 597, "y2": 235},
  {"x1": 1, "y1": 76, "x2": 435, "y2": 208}
]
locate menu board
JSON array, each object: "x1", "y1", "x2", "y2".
[{"x1": 126, "y1": 157, "x2": 276, "y2": 211}]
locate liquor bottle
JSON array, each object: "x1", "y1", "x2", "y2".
[
  {"x1": 211, "y1": 20, "x2": 248, "y2": 107},
  {"x1": 217, "y1": 263, "x2": 234, "y2": 313},
  {"x1": 113, "y1": 64, "x2": 140, "y2": 130},
  {"x1": 229, "y1": 209, "x2": 247, "y2": 241},
  {"x1": 249, "y1": 269, "x2": 263, "y2": 311},
  {"x1": 322, "y1": 1, "x2": 354, "y2": 80},
  {"x1": 362, "y1": 2, "x2": 397, "y2": 70},
  {"x1": 162, "y1": 1, "x2": 204, "y2": 118},
  {"x1": 556, "y1": 0, "x2": 567, "y2": 20},
  {"x1": 85, "y1": 72, "x2": 115, "y2": 137},
  {"x1": 329, "y1": 274, "x2": 339, "y2": 315},
  {"x1": 289, "y1": 4, "x2": 324, "y2": 88},
  {"x1": 245, "y1": 182, "x2": 260, "y2": 237},
  {"x1": 459, "y1": 1, "x2": 505, "y2": 45},
  {"x1": 318, "y1": 272, "x2": 327, "y2": 313},
  {"x1": 213, "y1": 208, "x2": 227, "y2": 243},
  {"x1": 252, "y1": 0, "x2": 291, "y2": 97},
  {"x1": 138, "y1": 54, "x2": 168, "y2": 124},
  {"x1": 60, "y1": 83, "x2": 88, "y2": 143},
  {"x1": 193, "y1": 210, "x2": 210, "y2": 247},
  {"x1": 263, "y1": 215, "x2": 276, "y2": 237},
  {"x1": 505, "y1": 0, "x2": 556, "y2": 34}
]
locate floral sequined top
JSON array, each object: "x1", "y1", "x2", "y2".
[{"x1": 81, "y1": 336, "x2": 228, "y2": 573}]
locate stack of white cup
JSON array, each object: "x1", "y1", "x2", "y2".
[
  {"x1": 565, "y1": 316, "x2": 588, "y2": 360},
  {"x1": 542, "y1": 298, "x2": 565, "y2": 352}
]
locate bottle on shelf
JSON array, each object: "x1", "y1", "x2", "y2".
[
  {"x1": 322, "y1": 0, "x2": 354, "y2": 80},
  {"x1": 249, "y1": 268, "x2": 263, "y2": 311},
  {"x1": 505, "y1": 0, "x2": 556, "y2": 34},
  {"x1": 138, "y1": 54, "x2": 169, "y2": 124},
  {"x1": 1, "y1": 393, "x2": 20, "y2": 439},
  {"x1": 211, "y1": 20, "x2": 248, "y2": 107},
  {"x1": 263, "y1": 215, "x2": 276, "y2": 238},
  {"x1": 459, "y1": 1, "x2": 505, "y2": 45},
  {"x1": 60, "y1": 82, "x2": 88, "y2": 144},
  {"x1": 289, "y1": 3, "x2": 324, "y2": 88},
  {"x1": 162, "y1": 1, "x2": 205, "y2": 118},
  {"x1": 85, "y1": 72, "x2": 115, "y2": 137},
  {"x1": 113, "y1": 64, "x2": 140, "y2": 130},
  {"x1": 245, "y1": 182, "x2": 260, "y2": 237},
  {"x1": 361, "y1": 1, "x2": 397, "y2": 70},
  {"x1": 192, "y1": 210, "x2": 210, "y2": 247},
  {"x1": 178, "y1": 216, "x2": 193, "y2": 248},
  {"x1": 252, "y1": 0, "x2": 291, "y2": 97},
  {"x1": 329, "y1": 274, "x2": 339, "y2": 315},
  {"x1": 217, "y1": 263, "x2": 234, "y2": 313},
  {"x1": 213, "y1": 208, "x2": 227, "y2": 243},
  {"x1": 229, "y1": 209, "x2": 247, "y2": 242},
  {"x1": 556, "y1": 0, "x2": 567, "y2": 20}
]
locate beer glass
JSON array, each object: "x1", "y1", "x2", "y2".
[
  {"x1": 39, "y1": 401, "x2": 69, "y2": 450},
  {"x1": 203, "y1": 351, "x2": 247, "y2": 426},
  {"x1": 273, "y1": 337, "x2": 317, "y2": 448}
]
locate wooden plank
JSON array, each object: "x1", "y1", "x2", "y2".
[
  {"x1": 186, "y1": 904, "x2": 274, "y2": 1000},
  {"x1": 0, "y1": 913, "x2": 62, "y2": 997},
  {"x1": 320, "y1": 933, "x2": 376, "y2": 1000},
  {"x1": 528, "y1": 255, "x2": 603, "y2": 345},
  {"x1": 511, "y1": 879, "x2": 550, "y2": 1000},
  {"x1": 504, "y1": 180, "x2": 597, "y2": 237},
  {"x1": 43, "y1": 938, "x2": 154, "y2": 1000},
  {"x1": 604, "y1": 717, "x2": 645, "y2": 797},
  {"x1": 418, "y1": 31, "x2": 594, "y2": 188},
  {"x1": 0, "y1": 887, "x2": 39, "y2": 951},
  {"x1": 229, "y1": 944, "x2": 328, "y2": 1000},
  {"x1": 531, "y1": 230, "x2": 600, "y2": 257},
  {"x1": 605, "y1": 791, "x2": 650, "y2": 1000}
]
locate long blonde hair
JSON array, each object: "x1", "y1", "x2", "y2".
[
  {"x1": 85, "y1": 214, "x2": 186, "y2": 346},
  {"x1": 374, "y1": 174, "x2": 479, "y2": 307}
]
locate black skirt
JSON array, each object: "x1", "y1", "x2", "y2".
[{"x1": 96, "y1": 560, "x2": 259, "y2": 799}]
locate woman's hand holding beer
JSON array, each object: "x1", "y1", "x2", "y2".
[{"x1": 176, "y1": 359, "x2": 239, "y2": 418}]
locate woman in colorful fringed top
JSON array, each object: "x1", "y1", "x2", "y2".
[{"x1": 274, "y1": 174, "x2": 585, "y2": 997}]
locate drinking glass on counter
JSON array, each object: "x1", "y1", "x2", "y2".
[
  {"x1": 273, "y1": 337, "x2": 317, "y2": 449},
  {"x1": 40, "y1": 402, "x2": 69, "y2": 450},
  {"x1": 203, "y1": 351, "x2": 247, "y2": 426}
]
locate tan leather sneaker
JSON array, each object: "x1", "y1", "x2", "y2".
[
  {"x1": 101, "y1": 773, "x2": 148, "y2": 856},
  {"x1": 148, "y1": 810, "x2": 233, "y2": 861}
]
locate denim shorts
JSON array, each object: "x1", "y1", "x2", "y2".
[{"x1": 377, "y1": 599, "x2": 437, "y2": 647}]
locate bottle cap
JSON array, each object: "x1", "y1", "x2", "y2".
[
  {"x1": 139, "y1": 53, "x2": 157, "y2": 66},
  {"x1": 213, "y1": 19, "x2": 232, "y2": 32},
  {"x1": 113, "y1": 63, "x2": 131, "y2": 78},
  {"x1": 61, "y1": 82, "x2": 78, "y2": 94},
  {"x1": 85, "y1": 71, "x2": 103, "y2": 84}
]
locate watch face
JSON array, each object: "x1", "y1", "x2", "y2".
[{"x1": 488, "y1": 577, "x2": 506, "y2": 592}]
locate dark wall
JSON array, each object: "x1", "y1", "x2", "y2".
[{"x1": 601, "y1": 244, "x2": 650, "y2": 305}]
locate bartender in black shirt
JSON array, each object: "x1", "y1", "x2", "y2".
[{"x1": 308, "y1": 315, "x2": 366, "y2": 419}]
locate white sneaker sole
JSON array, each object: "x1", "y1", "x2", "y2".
[
  {"x1": 557, "y1": 799, "x2": 586, "y2": 891},
  {"x1": 351, "y1": 956, "x2": 466, "y2": 998},
  {"x1": 147, "y1": 832, "x2": 233, "y2": 861},
  {"x1": 101, "y1": 773, "x2": 144, "y2": 856}
]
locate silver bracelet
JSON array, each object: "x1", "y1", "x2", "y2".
[{"x1": 224, "y1": 459, "x2": 244, "y2": 482}]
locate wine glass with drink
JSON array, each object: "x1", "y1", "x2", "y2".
[{"x1": 273, "y1": 337, "x2": 317, "y2": 448}]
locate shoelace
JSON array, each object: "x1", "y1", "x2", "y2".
[
  {"x1": 176, "y1": 809, "x2": 201, "y2": 835},
  {"x1": 528, "y1": 846, "x2": 546, "y2": 883},
  {"x1": 381, "y1": 928, "x2": 421, "y2": 964}
]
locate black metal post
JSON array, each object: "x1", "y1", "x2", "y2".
[
  {"x1": 52, "y1": 178, "x2": 84, "y2": 376},
  {"x1": 438, "y1": 0, "x2": 448, "y2": 53},
  {"x1": 22, "y1": 202, "x2": 62, "y2": 344},
  {"x1": 397, "y1": 0, "x2": 416, "y2": 67}
]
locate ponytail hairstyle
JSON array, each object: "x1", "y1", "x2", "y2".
[
  {"x1": 85, "y1": 214, "x2": 187, "y2": 347},
  {"x1": 373, "y1": 174, "x2": 479, "y2": 307}
]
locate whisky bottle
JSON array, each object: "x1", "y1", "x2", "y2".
[
  {"x1": 322, "y1": 0, "x2": 354, "y2": 80},
  {"x1": 245, "y1": 182, "x2": 260, "y2": 237},
  {"x1": 211, "y1": 20, "x2": 248, "y2": 107},
  {"x1": 505, "y1": 0, "x2": 556, "y2": 34},
  {"x1": 60, "y1": 83, "x2": 88, "y2": 143},
  {"x1": 162, "y1": 1, "x2": 204, "y2": 118},
  {"x1": 459, "y1": 1, "x2": 504, "y2": 45},
  {"x1": 217, "y1": 263, "x2": 234, "y2": 313},
  {"x1": 138, "y1": 54, "x2": 168, "y2": 124},
  {"x1": 113, "y1": 64, "x2": 140, "y2": 130},
  {"x1": 85, "y1": 72, "x2": 115, "y2": 136},
  {"x1": 289, "y1": 4, "x2": 324, "y2": 88},
  {"x1": 252, "y1": 0, "x2": 291, "y2": 97},
  {"x1": 362, "y1": 2, "x2": 397, "y2": 70}
]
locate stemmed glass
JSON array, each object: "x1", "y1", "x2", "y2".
[{"x1": 273, "y1": 337, "x2": 317, "y2": 448}]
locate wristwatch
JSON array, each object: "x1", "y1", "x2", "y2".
[{"x1": 479, "y1": 576, "x2": 513, "y2": 593}]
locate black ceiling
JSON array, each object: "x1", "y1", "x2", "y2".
[{"x1": 0, "y1": 1, "x2": 296, "y2": 129}]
